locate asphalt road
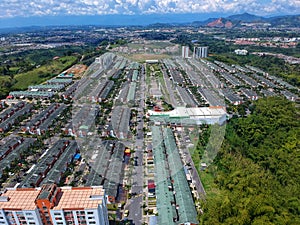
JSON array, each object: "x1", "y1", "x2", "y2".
[
  {"x1": 177, "y1": 131, "x2": 206, "y2": 197},
  {"x1": 125, "y1": 66, "x2": 146, "y2": 225},
  {"x1": 127, "y1": 142, "x2": 144, "y2": 224}
]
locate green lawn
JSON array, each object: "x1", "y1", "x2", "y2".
[{"x1": 12, "y1": 56, "x2": 77, "y2": 90}]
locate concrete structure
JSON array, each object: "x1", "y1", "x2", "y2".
[
  {"x1": 0, "y1": 184, "x2": 109, "y2": 225},
  {"x1": 0, "y1": 188, "x2": 43, "y2": 225},
  {"x1": 145, "y1": 60, "x2": 159, "y2": 64},
  {"x1": 193, "y1": 46, "x2": 208, "y2": 58},
  {"x1": 181, "y1": 46, "x2": 189, "y2": 58},
  {"x1": 234, "y1": 49, "x2": 248, "y2": 55},
  {"x1": 148, "y1": 107, "x2": 227, "y2": 125}
]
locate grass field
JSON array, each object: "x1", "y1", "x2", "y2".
[
  {"x1": 128, "y1": 41, "x2": 173, "y2": 49},
  {"x1": 199, "y1": 170, "x2": 220, "y2": 198},
  {"x1": 122, "y1": 53, "x2": 170, "y2": 62},
  {"x1": 12, "y1": 56, "x2": 78, "y2": 90}
]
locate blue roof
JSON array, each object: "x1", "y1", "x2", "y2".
[
  {"x1": 74, "y1": 153, "x2": 81, "y2": 160},
  {"x1": 149, "y1": 216, "x2": 157, "y2": 225}
]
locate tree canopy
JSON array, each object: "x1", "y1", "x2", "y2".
[{"x1": 201, "y1": 97, "x2": 300, "y2": 224}]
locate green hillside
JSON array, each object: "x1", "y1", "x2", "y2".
[{"x1": 201, "y1": 97, "x2": 300, "y2": 224}]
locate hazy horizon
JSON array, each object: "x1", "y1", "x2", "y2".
[
  {"x1": 0, "y1": 12, "x2": 299, "y2": 29},
  {"x1": 0, "y1": 0, "x2": 299, "y2": 28}
]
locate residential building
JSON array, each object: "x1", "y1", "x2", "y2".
[
  {"x1": 234, "y1": 49, "x2": 248, "y2": 55},
  {"x1": 0, "y1": 188, "x2": 43, "y2": 225},
  {"x1": 182, "y1": 46, "x2": 189, "y2": 58},
  {"x1": 0, "y1": 184, "x2": 109, "y2": 225},
  {"x1": 193, "y1": 46, "x2": 208, "y2": 58}
]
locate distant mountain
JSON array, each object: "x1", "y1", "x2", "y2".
[
  {"x1": 0, "y1": 13, "x2": 226, "y2": 29},
  {"x1": 227, "y1": 12, "x2": 264, "y2": 22},
  {"x1": 190, "y1": 13, "x2": 300, "y2": 28},
  {"x1": 207, "y1": 18, "x2": 234, "y2": 28},
  {"x1": 266, "y1": 14, "x2": 300, "y2": 27},
  {"x1": 0, "y1": 12, "x2": 298, "y2": 30},
  {"x1": 190, "y1": 13, "x2": 264, "y2": 28}
]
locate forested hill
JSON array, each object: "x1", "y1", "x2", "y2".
[{"x1": 201, "y1": 97, "x2": 300, "y2": 224}]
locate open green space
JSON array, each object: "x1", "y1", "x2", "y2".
[
  {"x1": 127, "y1": 41, "x2": 173, "y2": 50},
  {"x1": 12, "y1": 56, "x2": 78, "y2": 90}
]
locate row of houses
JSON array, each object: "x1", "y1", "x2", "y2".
[
  {"x1": 0, "y1": 137, "x2": 24, "y2": 161},
  {"x1": 8, "y1": 91, "x2": 55, "y2": 99},
  {"x1": 65, "y1": 104, "x2": 99, "y2": 137},
  {"x1": 20, "y1": 140, "x2": 78, "y2": 188},
  {"x1": 111, "y1": 106, "x2": 131, "y2": 139},
  {"x1": 8, "y1": 76, "x2": 74, "y2": 100},
  {"x1": 23, "y1": 103, "x2": 66, "y2": 135},
  {"x1": 0, "y1": 103, "x2": 33, "y2": 133},
  {"x1": 84, "y1": 140, "x2": 126, "y2": 203},
  {"x1": 62, "y1": 81, "x2": 79, "y2": 100},
  {"x1": 89, "y1": 80, "x2": 115, "y2": 103},
  {"x1": 0, "y1": 137, "x2": 36, "y2": 179},
  {"x1": 0, "y1": 101, "x2": 26, "y2": 123}
]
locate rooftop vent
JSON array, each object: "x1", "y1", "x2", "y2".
[{"x1": 0, "y1": 196, "x2": 9, "y2": 202}]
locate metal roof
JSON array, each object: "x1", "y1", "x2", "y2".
[{"x1": 151, "y1": 126, "x2": 198, "y2": 225}]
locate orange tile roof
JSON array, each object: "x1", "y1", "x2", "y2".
[
  {"x1": 53, "y1": 187, "x2": 105, "y2": 210},
  {"x1": 0, "y1": 189, "x2": 40, "y2": 210}
]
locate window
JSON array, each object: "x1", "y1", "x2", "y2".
[
  {"x1": 87, "y1": 212, "x2": 94, "y2": 215},
  {"x1": 89, "y1": 222, "x2": 96, "y2": 224}
]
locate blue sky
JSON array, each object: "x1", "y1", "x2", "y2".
[{"x1": 0, "y1": 0, "x2": 299, "y2": 19}]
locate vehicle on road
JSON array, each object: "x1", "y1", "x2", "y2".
[{"x1": 124, "y1": 210, "x2": 129, "y2": 217}]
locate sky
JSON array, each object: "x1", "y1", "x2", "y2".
[
  {"x1": 0, "y1": 0, "x2": 299, "y2": 28},
  {"x1": 0, "y1": 0, "x2": 299, "y2": 18}
]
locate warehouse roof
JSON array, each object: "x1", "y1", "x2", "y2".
[
  {"x1": 127, "y1": 82, "x2": 137, "y2": 102},
  {"x1": 149, "y1": 107, "x2": 226, "y2": 118},
  {"x1": 151, "y1": 126, "x2": 198, "y2": 225}
]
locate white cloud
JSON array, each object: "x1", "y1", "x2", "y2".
[{"x1": 0, "y1": 0, "x2": 299, "y2": 18}]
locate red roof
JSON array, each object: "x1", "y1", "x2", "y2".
[{"x1": 148, "y1": 183, "x2": 156, "y2": 189}]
